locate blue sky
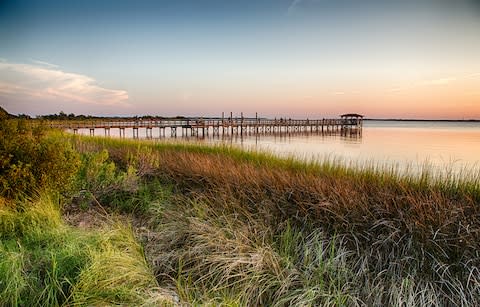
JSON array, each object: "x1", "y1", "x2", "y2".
[{"x1": 1, "y1": 0, "x2": 480, "y2": 118}]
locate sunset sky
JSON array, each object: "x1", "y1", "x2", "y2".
[{"x1": 1, "y1": 0, "x2": 480, "y2": 119}]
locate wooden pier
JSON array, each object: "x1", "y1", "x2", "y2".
[{"x1": 48, "y1": 113, "x2": 363, "y2": 138}]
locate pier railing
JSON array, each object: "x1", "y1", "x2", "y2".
[
  {"x1": 48, "y1": 118, "x2": 360, "y2": 129},
  {"x1": 46, "y1": 117, "x2": 362, "y2": 138}
]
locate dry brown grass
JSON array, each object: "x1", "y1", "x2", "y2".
[
  {"x1": 149, "y1": 148, "x2": 479, "y2": 262},
  {"x1": 72, "y1": 136, "x2": 480, "y2": 305}
]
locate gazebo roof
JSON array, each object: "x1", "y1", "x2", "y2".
[{"x1": 340, "y1": 113, "x2": 364, "y2": 118}]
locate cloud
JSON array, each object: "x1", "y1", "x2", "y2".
[
  {"x1": 287, "y1": 0, "x2": 303, "y2": 15},
  {"x1": 29, "y1": 59, "x2": 59, "y2": 68},
  {"x1": 0, "y1": 60, "x2": 129, "y2": 108}
]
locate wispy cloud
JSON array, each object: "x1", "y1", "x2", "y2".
[
  {"x1": 287, "y1": 0, "x2": 303, "y2": 15},
  {"x1": 29, "y1": 59, "x2": 59, "y2": 68},
  {"x1": 0, "y1": 60, "x2": 129, "y2": 107}
]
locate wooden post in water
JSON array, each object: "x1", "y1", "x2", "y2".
[
  {"x1": 222, "y1": 112, "x2": 225, "y2": 135},
  {"x1": 240, "y1": 112, "x2": 243, "y2": 136}
]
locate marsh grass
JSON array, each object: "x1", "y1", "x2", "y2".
[
  {"x1": 0, "y1": 244, "x2": 26, "y2": 306},
  {"x1": 3, "y1": 132, "x2": 476, "y2": 305},
  {"x1": 69, "y1": 135, "x2": 480, "y2": 305},
  {"x1": 0, "y1": 192, "x2": 173, "y2": 306},
  {"x1": 68, "y1": 223, "x2": 168, "y2": 306},
  {"x1": 149, "y1": 195, "x2": 357, "y2": 306}
]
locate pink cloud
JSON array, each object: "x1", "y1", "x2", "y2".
[{"x1": 0, "y1": 60, "x2": 129, "y2": 108}]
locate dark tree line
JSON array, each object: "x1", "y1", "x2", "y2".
[{"x1": 38, "y1": 111, "x2": 188, "y2": 120}]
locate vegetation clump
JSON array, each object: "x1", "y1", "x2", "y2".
[
  {"x1": 0, "y1": 193, "x2": 170, "y2": 306},
  {"x1": 0, "y1": 106, "x2": 15, "y2": 120},
  {"x1": 0, "y1": 120, "x2": 79, "y2": 201}
]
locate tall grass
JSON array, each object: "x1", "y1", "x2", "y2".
[
  {"x1": 69, "y1": 223, "x2": 169, "y2": 306},
  {"x1": 71, "y1": 135, "x2": 480, "y2": 305},
  {"x1": 150, "y1": 196, "x2": 359, "y2": 305},
  {"x1": 0, "y1": 192, "x2": 174, "y2": 306},
  {"x1": 5, "y1": 131, "x2": 474, "y2": 305},
  {"x1": 0, "y1": 244, "x2": 26, "y2": 306}
]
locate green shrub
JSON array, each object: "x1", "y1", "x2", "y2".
[{"x1": 0, "y1": 119, "x2": 80, "y2": 201}]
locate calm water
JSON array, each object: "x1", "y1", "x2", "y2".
[{"x1": 72, "y1": 120, "x2": 480, "y2": 175}]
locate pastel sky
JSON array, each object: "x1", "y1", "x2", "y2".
[{"x1": 1, "y1": 0, "x2": 480, "y2": 119}]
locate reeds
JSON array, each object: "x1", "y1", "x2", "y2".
[{"x1": 72, "y1": 135, "x2": 480, "y2": 305}]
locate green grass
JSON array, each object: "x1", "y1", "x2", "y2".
[
  {"x1": 69, "y1": 223, "x2": 168, "y2": 306},
  {"x1": 0, "y1": 192, "x2": 173, "y2": 306}
]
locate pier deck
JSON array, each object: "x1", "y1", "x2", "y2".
[{"x1": 48, "y1": 114, "x2": 363, "y2": 138}]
